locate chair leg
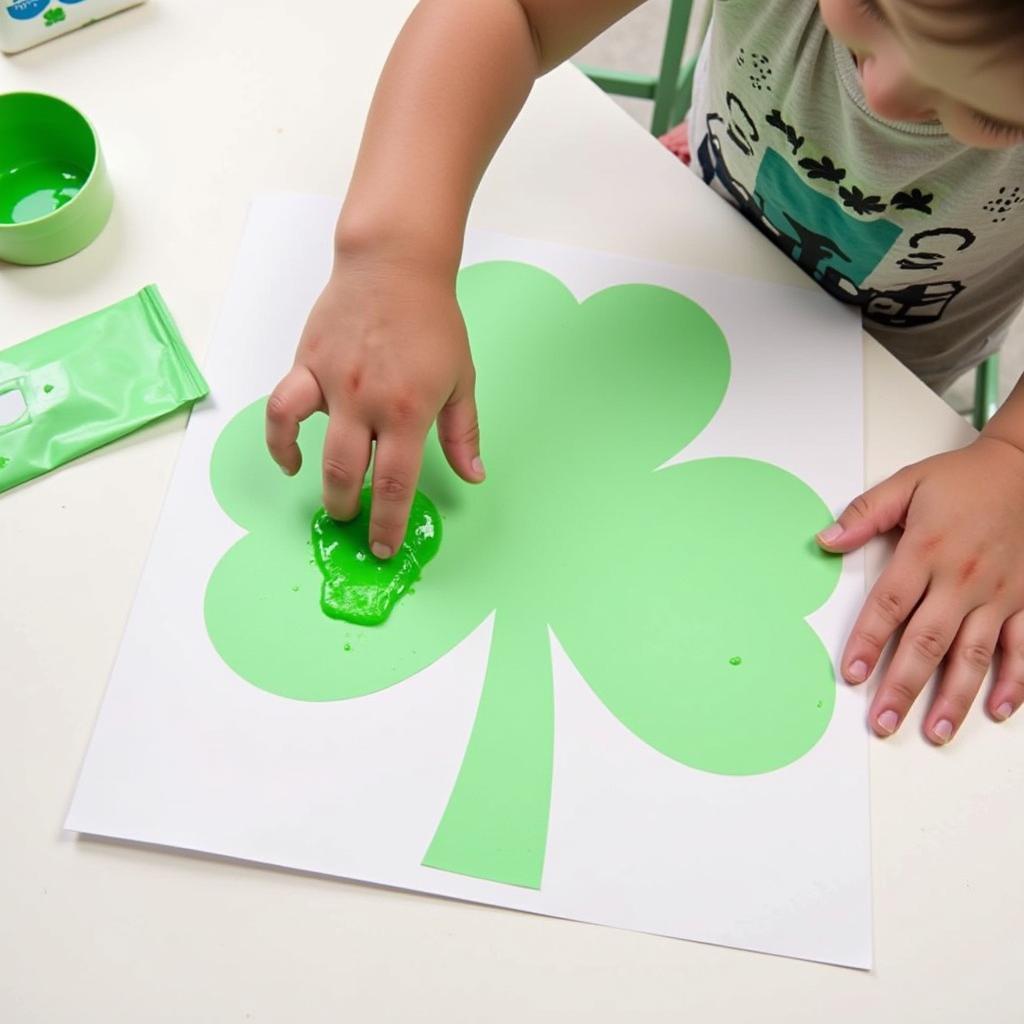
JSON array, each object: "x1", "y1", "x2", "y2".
[
  {"x1": 651, "y1": 0, "x2": 694, "y2": 136},
  {"x1": 973, "y1": 353, "x2": 1000, "y2": 430}
]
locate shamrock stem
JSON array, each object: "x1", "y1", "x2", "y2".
[{"x1": 421, "y1": 607, "x2": 554, "y2": 889}]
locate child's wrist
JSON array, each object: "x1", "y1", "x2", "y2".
[{"x1": 335, "y1": 207, "x2": 461, "y2": 281}]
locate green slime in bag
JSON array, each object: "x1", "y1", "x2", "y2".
[{"x1": 0, "y1": 286, "x2": 208, "y2": 493}]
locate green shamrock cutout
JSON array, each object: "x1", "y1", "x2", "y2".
[{"x1": 205, "y1": 261, "x2": 840, "y2": 890}]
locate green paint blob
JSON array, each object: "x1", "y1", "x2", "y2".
[
  {"x1": 312, "y1": 487, "x2": 441, "y2": 625},
  {"x1": 729, "y1": 656, "x2": 742, "y2": 666},
  {"x1": 343, "y1": 642, "x2": 352, "y2": 652},
  {"x1": 42, "y1": 384, "x2": 54, "y2": 394},
  {"x1": 0, "y1": 160, "x2": 85, "y2": 225},
  {"x1": 0, "y1": 457, "x2": 8, "y2": 470},
  {"x1": 205, "y1": 261, "x2": 840, "y2": 890}
]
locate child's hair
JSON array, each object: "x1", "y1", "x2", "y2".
[{"x1": 904, "y1": 0, "x2": 1024, "y2": 46}]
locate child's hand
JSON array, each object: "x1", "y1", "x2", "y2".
[
  {"x1": 265, "y1": 252, "x2": 485, "y2": 559},
  {"x1": 817, "y1": 436, "x2": 1024, "y2": 743}
]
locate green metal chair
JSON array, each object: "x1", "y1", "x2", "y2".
[
  {"x1": 581, "y1": 0, "x2": 1002, "y2": 427},
  {"x1": 578, "y1": 0, "x2": 700, "y2": 138},
  {"x1": 974, "y1": 353, "x2": 1000, "y2": 429}
]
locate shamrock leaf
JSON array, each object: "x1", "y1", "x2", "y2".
[
  {"x1": 838, "y1": 185, "x2": 887, "y2": 216},
  {"x1": 798, "y1": 155, "x2": 846, "y2": 184},
  {"x1": 205, "y1": 261, "x2": 840, "y2": 890},
  {"x1": 891, "y1": 188, "x2": 934, "y2": 215}
]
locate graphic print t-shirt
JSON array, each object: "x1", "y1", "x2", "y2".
[{"x1": 689, "y1": 0, "x2": 1024, "y2": 390}]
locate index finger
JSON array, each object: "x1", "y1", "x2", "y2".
[{"x1": 266, "y1": 366, "x2": 323, "y2": 475}]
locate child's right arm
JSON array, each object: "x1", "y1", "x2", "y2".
[{"x1": 266, "y1": 0, "x2": 645, "y2": 559}]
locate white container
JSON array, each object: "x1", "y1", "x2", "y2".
[{"x1": 1, "y1": 0, "x2": 146, "y2": 54}]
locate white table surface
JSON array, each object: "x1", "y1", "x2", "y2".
[{"x1": 1, "y1": 3, "x2": 1020, "y2": 1021}]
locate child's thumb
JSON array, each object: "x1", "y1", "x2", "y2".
[{"x1": 816, "y1": 466, "x2": 918, "y2": 553}]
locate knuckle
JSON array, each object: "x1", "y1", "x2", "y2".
[
  {"x1": 916, "y1": 532, "x2": 944, "y2": 556},
  {"x1": 266, "y1": 393, "x2": 292, "y2": 425},
  {"x1": 387, "y1": 392, "x2": 422, "y2": 426},
  {"x1": 910, "y1": 626, "x2": 948, "y2": 663},
  {"x1": 871, "y1": 589, "x2": 906, "y2": 627},
  {"x1": 304, "y1": 330, "x2": 327, "y2": 355},
  {"x1": 884, "y1": 678, "x2": 920, "y2": 707},
  {"x1": 955, "y1": 556, "x2": 981, "y2": 587},
  {"x1": 851, "y1": 627, "x2": 886, "y2": 652},
  {"x1": 323, "y1": 458, "x2": 357, "y2": 490},
  {"x1": 959, "y1": 641, "x2": 994, "y2": 672},
  {"x1": 371, "y1": 522, "x2": 403, "y2": 544},
  {"x1": 847, "y1": 494, "x2": 872, "y2": 520},
  {"x1": 441, "y1": 418, "x2": 481, "y2": 449},
  {"x1": 370, "y1": 508, "x2": 406, "y2": 540},
  {"x1": 941, "y1": 689, "x2": 975, "y2": 719},
  {"x1": 374, "y1": 474, "x2": 410, "y2": 503}
]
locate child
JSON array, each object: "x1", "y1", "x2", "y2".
[{"x1": 265, "y1": 0, "x2": 1024, "y2": 745}]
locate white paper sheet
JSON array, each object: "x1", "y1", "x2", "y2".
[{"x1": 67, "y1": 194, "x2": 871, "y2": 968}]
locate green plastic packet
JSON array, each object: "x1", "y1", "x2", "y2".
[{"x1": 0, "y1": 286, "x2": 208, "y2": 494}]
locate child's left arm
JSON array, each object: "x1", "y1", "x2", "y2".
[{"x1": 816, "y1": 374, "x2": 1024, "y2": 744}]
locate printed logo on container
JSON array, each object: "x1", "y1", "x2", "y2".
[
  {"x1": 6, "y1": 0, "x2": 86, "y2": 20},
  {"x1": 5, "y1": 0, "x2": 51, "y2": 20}
]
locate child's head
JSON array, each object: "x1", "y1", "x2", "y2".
[{"x1": 819, "y1": 0, "x2": 1024, "y2": 148}]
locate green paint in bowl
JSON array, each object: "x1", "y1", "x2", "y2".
[{"x1": 0, "y1": 92, "x2": 113, "y2": 265}]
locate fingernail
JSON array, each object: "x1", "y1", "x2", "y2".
[
  {"x1": 281, "y1": 465, "x2": 293, "y2": 476},
  {"x1": 818, "y1": 523, "x2": 844, "y2": 544},
  {"x1": 847, "y1": 659, "x2": 869, "y2": 684},
  {"x1": 933, "y1": 718, "x2": 954, "y2": 743},
  {"x1": 371, "y1": 542, "x2": 393, "y2": 560},
  {"x1": 471, "y1": 456, "x2": 486, "y2": 480},
  {"x1": 995, "y1": 701, "x2": 1014, "y2": 721},
  {"x1": 877, "y1": 709, "x2": 900, "y2": 735}
]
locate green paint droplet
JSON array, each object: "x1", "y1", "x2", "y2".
[
  {"x1": 0, "y1": 456, "x2": 8, "y2": 470},
  {"x1": 817, "y1": 699, "x2": 823, "y2": 709},
  {"x1": 729, "y1": 656, "x2": 742, "y2": 666},
  {"x1": 43, "y1": 384, "x2": 54, "y2": 394},
  {"x1": 312, "y1": 485, "x2": 442, "y2": 625},
  {"x1": 343, "y1": 642, "x2": 352, "y2": 652},
  {"x1": 291, "y1": 585, "x2": 299, "y2": 592}
]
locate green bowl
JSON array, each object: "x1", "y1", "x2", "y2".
[{"x1": 0, "y1": 92, "x2": 114, "y2": 266}]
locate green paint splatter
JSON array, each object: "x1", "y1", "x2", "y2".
[
  {"x1": 343, "y1": 642, "x2": 352, "y2": 652},
  {"x1": 291, "y1": 585, "x2": 299, "y2": 592},
  {"x1": 312, "y1": 487, "x2": 441, "y2": 626},
  {"x1": 0, "y1": 457, "x2": 8, "y2": 470},
  {"x1": 729, "y1": 656, "x2": 742, "y2": 666},
  {"x1": 42, "y1": 384, "x2": 54, "y2": 394},
  {"x1": 205, "y1": 261, "x2": 840, "y2": 890}
]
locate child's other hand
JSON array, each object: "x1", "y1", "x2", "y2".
[
  {"x1": 817, "y1": 436, "x2": 1024, "y2": 743},
  {"x1": 265, "y1": 252, "x2": 484, "y2": 559}
]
